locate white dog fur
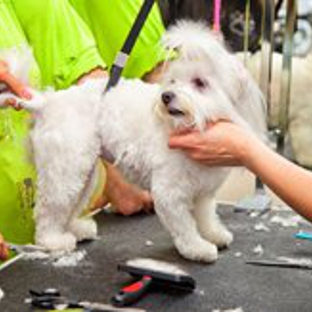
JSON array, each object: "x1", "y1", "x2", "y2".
[{"x1": 0, "y1": 21, "x2": 266, "y2": 262}]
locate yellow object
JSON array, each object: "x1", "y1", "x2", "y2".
[{"x1": 82, "y1": 159, "x2": 107, "y2": 215}]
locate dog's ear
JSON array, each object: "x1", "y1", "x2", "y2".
[
  {"x1": 162, "y1": 20, "x2": 225, "y2": 62},
  {"x1": 231, "y1": 59, "x2": 268, "y2": 140}
]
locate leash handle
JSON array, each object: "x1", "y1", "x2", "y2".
[{"x1": 105, "y1": 0, "x2": 156, "y2": 91}]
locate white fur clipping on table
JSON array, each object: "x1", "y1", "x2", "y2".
[{"x1": 0, "y1": 287, "x2": 4, "y2": 301}]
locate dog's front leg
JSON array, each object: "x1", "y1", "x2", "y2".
[
  {"x1": 193, "y1": 196, "x2": 233, "y2": 249},
  {"x1": 152, "y1": 175, "x2": 218, "y2": 263}
]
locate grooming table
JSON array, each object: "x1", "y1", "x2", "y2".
[{"x1": 1, "y1": 205, "x2": 312, "y2": 312}]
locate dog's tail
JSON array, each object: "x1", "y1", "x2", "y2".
[{"x1": 0, "y1": 46, "x2": 45, "y2": 112}]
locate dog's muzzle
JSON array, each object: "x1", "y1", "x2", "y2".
[{"x1": 161, "y1": 91, "x2": 185, "y2": 116}]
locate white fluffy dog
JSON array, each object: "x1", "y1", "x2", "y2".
[{"x1": 0, "y1": 22, "x2": 266, "y2": 262}]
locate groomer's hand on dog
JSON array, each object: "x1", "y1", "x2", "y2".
[
  {"x1": 0, "y1": 59, "x2": 32, "y2": 109},
  {"x1": 169, "y1": 122, "x2": 257, "y2": 167},
  {"x1": 0, "y1": 232, "x2": 9, "y2": 261},
  {"x1": 77, "y1": 67, "x2": 154, "y2": 216},
  {"x1": 76, "y1": 67, "x2": 108, "y2": 85}
]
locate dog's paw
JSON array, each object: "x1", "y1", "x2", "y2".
[
  {"x1": 69, "y1": 218, "x2": 98, "y2": 242},
  {"x1": 174, "y1": 237, "x2": 218, "y2": 263},
  {"x1": 36, "y1": 232, "x2": 77, "y2": 252},
  {"x1": 201, "y1": 228, "x2": 233, "y2": 249}
]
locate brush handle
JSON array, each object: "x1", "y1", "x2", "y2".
[{"x1": 112, "y1": 275, "x2": 152, "y2": 307}]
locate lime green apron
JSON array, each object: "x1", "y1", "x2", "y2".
[{"x1": 0, "y1": 0, "x2": 37, "y2": 244}]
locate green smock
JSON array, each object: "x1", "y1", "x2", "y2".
[
  {"x1": 0, "y1": 0, "x2": 37, "y2": 244},
  {"x1": 69, "y1": 0, "x2": 166, "y2": 78}
]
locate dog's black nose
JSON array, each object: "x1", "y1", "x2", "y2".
[{"x1": 161, "y1": 91, "x2": 175, "y2": 106}]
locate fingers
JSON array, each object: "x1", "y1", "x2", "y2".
[
  {"x1": 169, "y1": 122, "x2": 221, "y2": 149},
  {"x1": 0, "y1": 234, "x2": 9, "y2": 261},
  {"x1": 206, "y1": 119, "x2": 230, "y2": 127},
  {"x1": 169, "y1": 132, "x2": 201, "y2": 149},
  {"x1": 0, "y1": 244, "x2": 9, "y2": 261},
  {"x1": 189, "y1": 152, "x2": 239, "y2": 166},
  {"x1": 169, "y1": 121, "x2": 228, "y2": 149},
  {"x1": 203, "y1": 159, "x2": 241, "y2": 167},
  {"x1": 2, "y1": 73, "x2": 32, "y2": 99},
  {"x1": 4, "y1": 98, "x2": 23, "y2": 110},
  {"x1": 0, "y1": 69, "x2": 32, "y2": 110}
]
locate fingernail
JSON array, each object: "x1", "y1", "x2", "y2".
[{"x1": 22, "y1": 90, "x2": 32, "y2": 99}]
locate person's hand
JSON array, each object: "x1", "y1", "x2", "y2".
[
  {"x1": 76, "y1": 67, "x2": 108, "y2": 85},
  {"x1": 169, "y1": 122, "x2": 255, "y2": 166},
  {"x1": 0, "y1": 60, "x2": 32, "y2": 109},
  {"x1": 0, "y1": 232, "x2": 9, "y2": 261}
]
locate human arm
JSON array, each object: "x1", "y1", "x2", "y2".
[
  {"x1": 169, "y1": 122, "x2": 312, "y2": 223},
  {"x1": 0, "y1": 232, "x2": 9, "y2": 261}
]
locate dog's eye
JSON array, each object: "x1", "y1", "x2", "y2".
[{"x1": 192, "y1": 77, "x2": 208, "y2": 90}]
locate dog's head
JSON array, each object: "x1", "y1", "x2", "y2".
[{"x1": 155, "y1": 21, "x2": 267, "y2": 137}]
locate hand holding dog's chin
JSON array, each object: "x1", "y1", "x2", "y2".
[{"x1": 168, "y1": 122, "x2": 256, "y2": 167}]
